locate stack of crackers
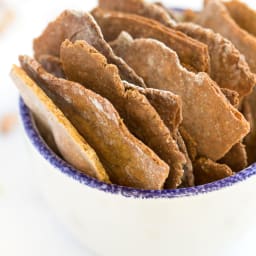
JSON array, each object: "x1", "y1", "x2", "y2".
[{"x1": 11, "y1": 0, "x2": 256, "y2": 190}]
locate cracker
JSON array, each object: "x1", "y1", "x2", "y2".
[
  {"x1": 219, "y1": 142, "x2": 247, "y2": 172},
  {"x1": 176, "y1": 22, "x2": 255, "y2": 99},
  {"x1": 194, "y1": 157, "x2": 233, "y2": 185},
  {"x1": 221, "y1": 88, "x2": 239, "y2": 108},
  {"x1": 38, "y1": 55, "x2": 65, "y2": 78},
  {"x1": 60, "y1": 39, "x2": 186, "y2": 188},
  {"x1": 10, "y1": 65, "x2": 110, "y2": 183},
  {"x1": 92, "y1": 8, "x2": 210, "y2": 73},
  {"x1": 98, "y1": 0, "x2": 176, "y2": 27},
  {"x1": 111, "y1": 34, "x2": 250, "y2": 160},
  {"x1": 196, "y1": 0, "x2": 256, "y2": 73},
  {"x1": 242, "y1": 91, "x2": 256, "y2": 164},
  {"x1": 19, "y1": 56, "x2": 169, "y2": 189},
  {"x1": 224, "y1": 0, "x2": 256, "y2": 37},
  {"x1": 33, "y1": 10, "x2": 145, "y2": 87},
  {"x1": 122, "y1": 81, "x2": 183, "y2": 134},
  {"x1": 175, "y1": 132, "x2": 194, "y2": 187}
]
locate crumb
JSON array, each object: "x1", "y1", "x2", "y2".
[{"x1": 0, "y1": 113, "x2": 18, "y2": 134}]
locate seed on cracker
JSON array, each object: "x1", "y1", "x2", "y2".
[
  {"x1": 176, "y1": 22, "x2": 255, "y2": 99},
  {"x1": 11, "y1": 65, "x2": 110, "y2": 183},
  {"x1": 92, "y1": 7, "x2": 210, "y2": 73},
  {"x1": 60, "y1": 39, "x2": 186, "y2": 188},
  {"x1": 19, "y1": 55, "x2": 170, "y2": 189},
  {"x1": 196, "y1": 0, "x2": 256, "y2": 73},
  {"x1": 111, "y1": 33, "x2": 250, "y2": 160}
]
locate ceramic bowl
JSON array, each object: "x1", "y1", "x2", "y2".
[{"x1": 19, "y1": 93, "x2": 256, "y2": 256}]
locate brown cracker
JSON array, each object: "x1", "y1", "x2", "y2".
[
  {"x1": 196, "y1": 0, "x2": 256, "y2": 73},
  {"x1": 194, "y1": 157, "x2": 233, "y2": 185},
  {"x1": 19, "y1": 56, "x2": 169, "y2": 190},
  {"x1": 11, "y1": 65, "x2": 110, "y2": 183},
  {"x1": 60, "y1": 39, "x2": 186, "y2": 188},
  {"x1": 38, "y1": 54, "x2": 65, "y2": 78},
  {"x1": 225, "y1": 0, "x2": 256, "y2": 37},
  {"x1": 219, "y1": 142, "x2": 247, "y2": 172},
  {"x1": 111, "y1": 34, "x2": 250, "y2": 160},
  {"x1": 92, "y1": 7, "x2": 210, "y2": 73},
  {"x1": 33, "y1": 10, "x2": 145, "y2": 87},
  {"x1": 98, "y1": 0, "x2": 176, "y2": 27},
  {"x1": 176, "y1": 22, "x2": 255, "y2": 99}
]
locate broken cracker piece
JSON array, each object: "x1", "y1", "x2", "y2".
[
  {"x1": 33, "y1": 10, "x2": 145, "y2": 87},
  {"x1": 175, "y1": 132, "x2": 194, "y2": 187},
  {"x1": 11, "y1": 65, "x2": 110, "y2": 183},
  {"x1": 219, "y1": 142, "x2": 247, "y2": 172},
  {"x1": 60, "y1": 39, "x2": 186, "y2": 188},
  {"x1": 19, "y1": 55, "x2": 170, "y2": 190},
  {"x1": 122, "y1": 80, "x2": 183, "y2": 134},
  {"x1": 176, "y1": 22, "x2": 255, "y2": 99},
  {"x1": 38, "y1": 54, "x2": 65, "y2": 78},
  {"x1": 98, "y1": 0, "x2": 176, "y2": 27},
  {"x1": 194, "y1": 157, "x2": 233, "y2": 185},
  {"x1": 92, "y1": 7, "x2": 210, "y2": 73},
  {"x1": 196, "y1": 0, "x2": 256, "y2": 73},
  {"x1": 111, "y1": 34, "x2": 249, "y2": 160}
]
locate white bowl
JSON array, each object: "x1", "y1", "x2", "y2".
[{"x1": 19, "y1": 95, "x2": 256, "y2": 256}]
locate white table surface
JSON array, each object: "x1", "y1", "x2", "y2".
[{"x1": 1, "y1": 1, "x2": 256, "y2": 255}]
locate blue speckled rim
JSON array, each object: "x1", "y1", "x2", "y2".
[{"x1": 19, "y1": 98, "x2": 256, "y2": 199}]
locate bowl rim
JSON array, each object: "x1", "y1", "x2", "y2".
[{"x1": 19, "y1": 98, "x2": 256, "y2": 199}]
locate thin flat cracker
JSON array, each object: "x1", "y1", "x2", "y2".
[
  {"x1": 194, "y1": 157, "x2": 233, "y2": 185},
  {"x1": 242, "y1": 91, "x2": 256, "y2": 164},
  {"x1": 175, "y1": 132, "x2": 194, "y2": 187},
  {"x1": 224, "y1": 0, "x2": 256, "y2": 37},
  {"x1": 122, "y1": 81, "x2": 183, "y2": 134},
  {"x1": 111, "y1": 34, "x2": 249, "y2": 160},
  {"x1": 33, "y1": 10, "x2": 145, "y2": 87},
  {"x1": 10, "y1": 65, "x2": 110, "y2": 183},
  {"x1": 219, "y1": 142, "x2": 247, "y2": 172},
  {"x1": 176, "y1": 22, "x2": 255, "y2": 99},
  {"x1": 38, "y1": 54, "x2": 65, "y2": 78},
  {"x1": 19, "y1": 55, "x2": 169, "y2": 190},
  {"x1": 196, "y1": 0, "x2": 256, "y2": 73},
  {"x1": 92, "y1": 7, "x2": 210, "y2": 73},
  {"x1": 60, "y1": 39, "x2": 186, "y2": 188},
  {"x1": 98, "y1": 0, "x2": 176, "y2": 27}
]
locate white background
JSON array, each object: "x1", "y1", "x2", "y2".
[{"x1": 1, "y1": 0, "x2": 256, "y2": 255}]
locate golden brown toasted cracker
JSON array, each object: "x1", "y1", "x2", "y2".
[
  {"x1": 33, "y1": 10, "x2": 145, "y2": 87},
  {"x1": 219, "y1": 142, "x2": 247, "y2": 172},
  {"x1": 19, "y1": 56, "x2": 169, "y2": 189},
  {"x1": 98, "y1": 0, "x2": 176, "y2": 27},
  {"x1": 60, "y1": 39, "x2": 186, "y2": 188},
  {"x1": 196, "y1": 0, "x2": 256, "y2": 73},
  {"x1": 194, "y1": 157, "x2": 233, "y2": 185},
  {"x1": 176, "y1": 22, "x2": 255, "y2": 99},
  {"x1": 225, "y1": 0, "x2": 256, "y2": 37},
  {"x1": 38, "y1": 55, "x2": 65, "y2": 78},
  {"x1": 92, "y1": 8, "x2": 210, "y2": 72},
  {"x1": 122, "y1": 81, "x2": 183, "y2": 134},
  {"x1": 11, "y1": 65, "x2": 110, "y2": 183},
  {"x1": 111, "y1": 35, "x2": 250, "y2": 160}
]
